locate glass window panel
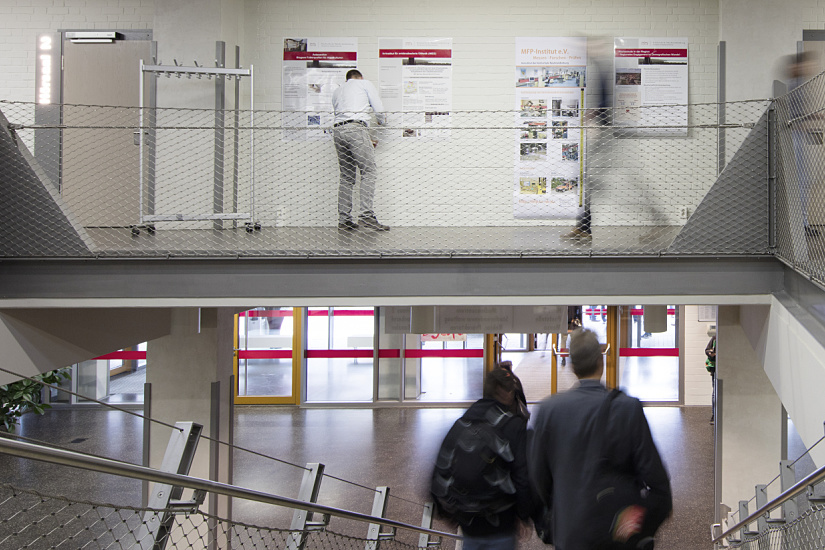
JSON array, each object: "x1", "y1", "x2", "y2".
[
  {"x1": 619, "y1": 356, "x2": 679, "y2": 402},
  {"x1": 238, "y1": 307, "x2": 294, "y2": 397},
  {"x1": 306, "y1": 307, "x2": 375, "y2": 403}
]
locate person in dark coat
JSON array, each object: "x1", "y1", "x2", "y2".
[
  {"x1": 434, "y1": 367, "x2": 534, "y2": 550},
  {"x1": 528, "y1": 328, "x2": 672, "y2": 550}
]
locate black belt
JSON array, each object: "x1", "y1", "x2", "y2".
[{"x1": 333, "y1": 120, "x2": 367, "y2": 128}]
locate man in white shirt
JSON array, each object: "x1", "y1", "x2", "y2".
[{"x1": 331, "y1": 70, "x2": 388, "y2": 231}]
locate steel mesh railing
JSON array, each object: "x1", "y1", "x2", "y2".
[
  {"x1": 0, "y1": 482, "x2": 438, "y2": 550},
  {"x1": 773, "y1": 70, "x2": 825, "y2": 285},
  {"x1": 0, "y1": 98, "x2": 772, "y2": 258}
]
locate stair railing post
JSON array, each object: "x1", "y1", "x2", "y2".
[
  {"x1": 418, "y1": 502, "x2": 442, "y2": 550},
  {"x1": 287, "y1": 463, "x2": 327, "y2": 550},
  {"x1": 365, "y1": 487, "x2": 395, "y2": 550},
  {"x1": 755, "y1": 484, "x2": 769, "y2": 535},
  {"x1": 137, "y1": 421, "x2": 204, "y2": 550}
]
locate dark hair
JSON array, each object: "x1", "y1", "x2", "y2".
[
  {"x1": 569, "y1": 328, "x2": 603, "y2": 378},
  {"x1": 346, "y1": 69, "x2": 363, "y2": 80},
  {"x1": 483, "y1": 367, "x2": 516, "y2": 400}
]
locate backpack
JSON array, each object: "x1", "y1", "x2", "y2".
[{"x1": 430, "y1": 404, "x2": 517, "y2": 526}]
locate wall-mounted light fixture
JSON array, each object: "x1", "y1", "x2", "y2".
[{"x1": 65, "y1": 31, "x2": 119, "y2": 44}]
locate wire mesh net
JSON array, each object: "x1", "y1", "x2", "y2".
[
  {"x1": 723, "y1": 502, "x2": 825, "y2": 550},
  {"x1": 0, "y1": 482, "x2": 446, "y2": 550},
  {"x1": 773, "y1": 69, "x2": 825, "y2": 285},
  {"x1": 0, "y1": 99, "x2": 771, "y2": 258}
]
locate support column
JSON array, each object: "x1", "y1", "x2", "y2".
[
  {"x1": 717, "y1": 305, "x2": 783, "y2": 518},
  {"x1": 146, "y1": 308, "x2": 235, "y2": 530}
]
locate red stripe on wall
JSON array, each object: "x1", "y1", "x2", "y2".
[
  {"x1": 405, "y1": 349, "x2": 484, "y2": 358},
  {"x1": 238, "y1": 350, "x2": 293, "y2": 360},
  {"x1": 619, "y1": 348, "x2": 679, "y2": 357},
  {"x1": 94, "y1": 351, "x2": 146, "y2": 360}
]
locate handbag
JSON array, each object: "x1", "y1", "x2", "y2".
[{"x1": 583, "y1": 389, "x2": 653, "y2": 550}]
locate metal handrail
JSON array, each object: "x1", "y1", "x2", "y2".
[
  {"x1": 0, "y1": 437, "x2": 459, "y2": 540},
  {"x1": 712, "y1": 461, "x2": 825, "y2": 544}
]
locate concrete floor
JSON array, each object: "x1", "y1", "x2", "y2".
[{"x1": 0, "y1": 402, "x2": 716, "y2": 550}]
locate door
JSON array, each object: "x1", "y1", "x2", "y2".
[{"x1": 61, "y1": 32, "x2": 153, "y2": 227}]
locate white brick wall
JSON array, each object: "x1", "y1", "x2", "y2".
[
  {"x1": 684, "y1": 304, "x2": 714, "y2": 406},
  {"x1": 0, "y1": 0, "x2": 153, "y2": 103}
]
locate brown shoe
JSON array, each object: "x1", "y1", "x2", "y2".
[
  {"x1": 359, "y1": 216, "x2": 390, "y2": 231},
  {"x1": 561, "y1": 227, "x2": 591, "y2": 240}
]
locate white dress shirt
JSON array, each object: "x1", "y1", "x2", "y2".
[{"x1": 331, "y1": 78, "x2": 386, "y2": 126}]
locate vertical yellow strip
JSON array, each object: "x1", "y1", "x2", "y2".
[
  {"x1": 291, "y1": 307, "x2": 302, "y2": 404},
  {"x1": 551, "y1": 333, "x2": 558, "y2": 395},
  {"x1": 484, "y1": 334, "x2": 498, "y2": 373},
  {"x1": 606, "y1": 306, "x2": 619, "y2": 389},
  {"x1": 579, "y1": 87, "x2": 585, "y2": 207},
  {"x1": 232, "y1": 313, "x2": 240, "y2": 403}
]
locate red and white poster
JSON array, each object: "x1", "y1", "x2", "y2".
[
  {"x1": 613, "y1": 37, "x2": 689, "y2": 136},
  {"x1": 379, "y1": 38, "x2": 452, "y2": 139},
  {"x1": 282, "y1": 37, "x2": 358, "y2": 140},
  {"x1": 514, "y1": 37, "x2": 587, "y2": 219}
]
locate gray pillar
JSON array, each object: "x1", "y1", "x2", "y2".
[
  {"x1": 718, "y1": 305, "x2": 783, "y2": 515},
  {"x1": 145, "y1": 308, "x2": 235, "y2": 515}
]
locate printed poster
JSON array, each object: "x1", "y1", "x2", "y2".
[
  {"x1": 379, "y1": 38, "x2": 452, "y2": 139},
  {"x1": 514, "y1": 37, "x2": 587, "y2": 219},
  {"x1": 282, "y1": 37, "x2": 358, "y2": 140},
  {"x1": 613, "y1": 37, "x2": 688, "y2": 136}
]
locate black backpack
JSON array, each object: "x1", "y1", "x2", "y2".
[{"x1": 430, "y1": 405, "x2": 517, "y2": 526}]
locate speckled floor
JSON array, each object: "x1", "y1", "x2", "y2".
[{"x1": 0, "y1": 405, "x2": 715, "y2": 549}]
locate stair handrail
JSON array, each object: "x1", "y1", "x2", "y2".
[
  {"x1": 0, "y1": 437, "x2": 459, "y2": 540},
  {"x1": 712, "y1": 460, "x2": 825, "y2": 544}
]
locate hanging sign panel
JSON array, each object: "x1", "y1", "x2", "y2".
[
  {"x1": 613, "y1": 37, "x2": 689, "y2": 136},
  {"x1": 514, "y1": 37, "x2": 587, "y2": 219},
  {"x1": 378, "y1": 38, "x2": 452, "y2": 139},
  {"x1": 282, "y1": 37, "x2": 358, "y2": 140}
]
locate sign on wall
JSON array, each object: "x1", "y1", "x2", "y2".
[
  {"x1": 613, "y1": 37, "x2": 689, "y2": 136},
  {"x1": 514, "y1": 37, "x2": 587, "y2": 219},
  {"x1": 282, "y1": 37, "x2": 358, "y2": 140},
  {"x1": 378, "y1": 38, "x2": 452, "y2": 139}
]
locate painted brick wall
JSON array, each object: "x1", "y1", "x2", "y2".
[
  {"x1": 0, "y1": 0, "x2": 153, "y2": 103},
  {"x1": 684, "y1": 304, "x2": 714, "y2": 406}
]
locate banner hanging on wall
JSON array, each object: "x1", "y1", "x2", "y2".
[
  {"x1": 612, "y1": 37, "x2": 689, "y2": 136},
  {"x1": 378, "y1": 38, "x2": 452, "y2": 139},
  {"x1": 282, "y1": 37, "x2": 358, "y2": 140},
  {"x1": 514, "y1": 37, "x2": 587, "y2": 219}
]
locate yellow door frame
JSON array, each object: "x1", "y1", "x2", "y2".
[{"x1": 233, "y1": 308, "x2": 301, "y2": 405}]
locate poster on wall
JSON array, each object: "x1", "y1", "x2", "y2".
[
  {"x1": 378, "y1": 38, "x2": 452, "y2": 139},
  {"x1": 282, "y1": 37, "x2": 358, "y2": 140},
  {"x1": 514, "y1": 37, "x2": 587, "y2": 219},
  {"x1": 613, "y1": 37, "x2": 688, "y2": 136}
]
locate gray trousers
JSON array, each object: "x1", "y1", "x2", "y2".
[{"x1": 333, "y1": 123, "x2": 377, "y2": 222}]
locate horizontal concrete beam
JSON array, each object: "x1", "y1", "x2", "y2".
[{"x1": 0, "y1": 257, "x2": 783, "y2": 307}]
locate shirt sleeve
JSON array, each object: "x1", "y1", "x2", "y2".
[{"x1": 364, "y1": 81, "x2": 386, "y2": 126}]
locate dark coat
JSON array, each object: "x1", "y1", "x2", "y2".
[
  {"x1": 455, "y1": 398, "x2": 534, "y2": 537},
  {"x1": 528, "y1": 380, "x2": 672, "y2": 550}
]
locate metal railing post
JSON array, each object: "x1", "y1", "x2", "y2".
[
  {"x1": 137, "y1": 421, "x2": 204, "y2": 550},
  {"x1": 755, "y1": 484, "x2": 768, "y2": 535},
  {"x1": 417, "y1": 502, "x2": 441, "y2": 550},
  {"x1": 287, "y1": 463, "x2": 327, "y2": 550},
  {"x1": 780, "y1": 460, "x2": 799, "y2": 524},
  {"x1": 366, "y1": 487, "x2": 394, "y2": 550}
]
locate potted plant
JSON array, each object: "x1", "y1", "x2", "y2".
[{"x1": 0, "y1": 368, "x2": 71, "y2": 432}]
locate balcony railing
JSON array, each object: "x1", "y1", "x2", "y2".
[{"x1": 0, "y1": 98, "x2": 773, "y2": 259}]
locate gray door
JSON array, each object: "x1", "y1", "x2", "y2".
[{"x1": 61, "y1": 36, "x2": 152, "y2": 228}]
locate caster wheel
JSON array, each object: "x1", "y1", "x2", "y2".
[
  {"x1": 131, "y1": 227, "x2": 140, "y2": 237},
  {"x1": 146, "y1": 225, "x2": 156, "y2": 235},
  {"x1": 254, "y1": 222, "x2": 262, "y2": 231},
  {"x1": 245, "y1": 223, "x2": 254, "y2": 233}
]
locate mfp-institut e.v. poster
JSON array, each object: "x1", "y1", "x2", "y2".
[{"x1": 514, "y1": 37, "x2": 587, "y2": 220}]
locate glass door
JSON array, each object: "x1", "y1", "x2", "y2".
[
  {"x1": 305, "y1": 307, "x2": 375, "y2": 403},
  {"x1": 618, "y1": 305, "x2": 680, "y2": 403},
  {"x1": 235, "y1": 307, "x2": 299, "y2": 404}
]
